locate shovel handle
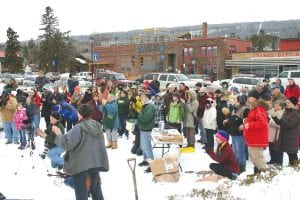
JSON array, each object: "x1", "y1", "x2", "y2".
[{"x1": 127, "y1": 157, "x2": 136, "y2": 172}]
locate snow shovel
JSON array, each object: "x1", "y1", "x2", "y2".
[{"x1": 127, "y1": 158, "x2": 138, "y2": 200}]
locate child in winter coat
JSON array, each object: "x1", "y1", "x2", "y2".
[
  {"x1": 199, "y1": 130, "x2": 240, "y2": 182},
  {"x1": 13, "y1": 103, "x2": 29, "y2": 149},
  {"x1": 202, "y1": 98, "x2": 217, "y2": 150}
]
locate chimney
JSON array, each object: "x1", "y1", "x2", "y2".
[{"x1": 202, "y1": 22, "x2": 208, "y2": 38}]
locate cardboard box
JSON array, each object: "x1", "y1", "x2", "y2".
[
  {"x1": 160, "y1": 134, "x2": 184, "y2": 143},
  {"x1": 149, "y1": 156, "x2": 179, "y2": 176},
  {"x1": 153, "y1": 171, "x2": 180, "y2": 183}
]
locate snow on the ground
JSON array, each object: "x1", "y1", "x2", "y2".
[{"x1": 1, "y1": 118, "x2": 300, "y2": 200}]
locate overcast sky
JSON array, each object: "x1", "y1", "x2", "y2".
[{"x1": 0, "y1": 0, "x2": 299, "y2": 43}]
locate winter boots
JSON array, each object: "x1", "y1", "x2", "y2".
[
  {"x1": 111, "y1": 142, "x2": 118, "y2": 149},
  {"x1": 106, "y1": 141, "x2": 112, "y2": 148},
  {"x1": 106, "y1": 141, "x2": 118, "y2": 149}
]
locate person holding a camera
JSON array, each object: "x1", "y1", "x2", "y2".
[{"x1": 0, "y1": 92, "x2": 18, "y2": 144}]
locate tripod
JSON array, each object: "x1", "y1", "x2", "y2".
[{"x1": 14, "y1": 128, "x2": 49, "y2": 175}]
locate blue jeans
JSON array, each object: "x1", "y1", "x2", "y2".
[
  {"x1": 18, "y1": 130, "x2": 27, "y2": 146},
  {"x1": 140, "y1": 131, "x2": 154, "y2": 160},
  {"x1": 47, "y1": 147, "x2": 65, "y2": 168},
  {"x1": 118, "y1": 115, "x2": 128, "y2": 137},
  {"x1": 3, "y1": 122, "x2": 18, "y2": 142},
  {"x1": 198, "y1": 119, "x2": 207, "y2": 143},
  {"x1": 231, "y1": 135, "x2": 247, "y2": 165},
  {"x1": 72, "y1": 168, "x2": 104, "y2": 200},
  {"x1": 34, "y1": 113, "x2": 40, "y2": 131}
]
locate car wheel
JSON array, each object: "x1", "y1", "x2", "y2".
[{"x1": 222, "y1": 82, "x2": 228, "y2": 88}]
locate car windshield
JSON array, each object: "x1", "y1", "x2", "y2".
[
  {"x1": 177, "y1": 74, "x2": 190, "y2": 81},
  {"x1": 115, "y1": 74, "x2": 126, "y2": 80}
]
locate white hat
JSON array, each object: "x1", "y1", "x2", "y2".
[{"x1": 199, "y1": 87, "x2": 207, "y2": 93}]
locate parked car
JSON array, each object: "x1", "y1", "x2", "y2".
[
  {"x1": 0, "y1": 73, "x2": 13, "y2": 84},
  {"x1": 74, "y1": 71, "x2": 92, "y2": 81},
  {"x1": 271, "y1": 70, "x2": 300, "y2": 87},
  {"x1": 228, "y1": 76, "x2": 262, "y2": 92},
  {"x1": 220, "y1": 74, "x2": 257, "y2": 88},
  {"x1": 95, "y1": 70, "x2": 136, "y2": 88},
  {"x1": 45, "y1": 72, "x2": 60, "y2": 82},
  {"x1": 77, "y1": 79, "x2": 93, "y2": 88},
  {"x1": 23, "y1": 75, "x2": 38, "y2": 87},
  {"x1": 11, "y1": 74, "x2": 24, "y2": 85},
  {"x1": 187, "y1": 74, "x2": 211, "y2": 86},
  {"x1": 156, "y1": 73, "x2": 197, "y2": 90}
]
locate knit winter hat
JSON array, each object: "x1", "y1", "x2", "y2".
[
  {"x1": 51, "y1": 111, "x2": 61, "y2": 121},
  {"x1": 215, "y1": 130, "x2": 229, "y2": 142},
  {"x1": 77, "y1": 104, "x2": 92, "y2": 118},
  {"x1": 288, "y1": 96, "x2": 298, "y2": 106}
]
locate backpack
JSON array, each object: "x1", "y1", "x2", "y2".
[{"x1": 59, "y1": 101, "x2": 78, "y2": 122}]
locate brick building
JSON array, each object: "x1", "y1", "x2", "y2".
[
  {"x1": 280, "y1": 38, "x2": 300, "y2": 51},
  {"x1": 94, "y1": 23, "x2": 252, "y2": 80}
]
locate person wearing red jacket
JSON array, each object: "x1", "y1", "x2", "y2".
[
  {"x1": 243, "y1": 89, "x2": 269, "y2": 175},
  {"x1": 284, "y1": 79, "x2": 300, "y2": 99},
  {"x1": 204, "y1": 130, "x2": 240, "y2": 181},
  {"x1": 31, "y1": 89, "x2": 41, "y2": 133}
]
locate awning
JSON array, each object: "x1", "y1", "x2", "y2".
[{"x1": 225, "y1": 57, "x2": 300, "y2": 67}]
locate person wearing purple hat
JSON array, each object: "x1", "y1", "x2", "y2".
[
  {"x1": 199, "y1": 130, "x2": 240, "y2": 181},
  {"x1": 271, "y1": 96, "x2": 300, "y2": 165}
]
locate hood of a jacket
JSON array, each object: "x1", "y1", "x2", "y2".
[{"x1": 81, "y1": 119, "x2": 102, "y2": 137}]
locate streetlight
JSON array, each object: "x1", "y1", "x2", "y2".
[{"x1": 90, "y1": 37, "x2": 94, "y2": 85}]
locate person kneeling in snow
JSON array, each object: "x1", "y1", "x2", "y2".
[
  {"x1": 198, "y1": 130, "x2": 240, "y2": 182},
  {"x1": 37, "y1": 112, "x2": 65, "y2": 169}
]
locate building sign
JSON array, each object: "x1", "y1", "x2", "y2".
[
  {"x1": 137, "y1": 44, "x2": 166, "y2": 54},
  {"x1": 253, "y1": 51, "x2": 300, "y2": 58}
]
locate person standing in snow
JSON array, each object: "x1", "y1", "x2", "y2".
[
  {"x1": 242, "y1": 89, "x2": 269, "y2": 175},
  {"x1": 202, "y1": 98, "x2": 217, "y2": 150},
  {"x1": 137, "y1": 90, "x2": 155, "y2": 173},
  {"x1": 52, "y1": 104, "x2": 109, "y2": 200},
  {"x1": 271, "y1": 97, "x2": 300, "y2": 166}
]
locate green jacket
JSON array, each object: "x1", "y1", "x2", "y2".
[
  {"x1": 117, "y1": 96, "x2": 130, "y2": 116},
  {"x1": 168, "y1": 101, "x2": 185, "y2": 123},
  {"x1": 45, "y1": 121, "x2": 65, "y2": 149},
  {"x1": 138, "y1": 102, "x2": 155, "y2": 131}
]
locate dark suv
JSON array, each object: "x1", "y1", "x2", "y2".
[{"x1": 95, "y1": 70, "x2": 136, "y2": 87}]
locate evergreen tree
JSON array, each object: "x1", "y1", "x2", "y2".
[
  {"x1": 38, "y1": 6, "x2": 75, "y2": 72},
  {"x1": 39, "y1": 6, "x2": 59, "y2": 38},
  {"x1": 250, "y1": 30, "x2": 279, "y2": 51},
  {"x1": 4, "y1": 27, "x2": 23, "y2": 72}
]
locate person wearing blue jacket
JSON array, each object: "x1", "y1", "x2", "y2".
[
  {"x1": 52, "y1": 97, "x2": 78, "y2": 131},
  {"x1": 100, "y1": 94, "x2": 120, "y2": 149}
]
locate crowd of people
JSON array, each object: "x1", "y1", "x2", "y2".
[{"x1": 1, "y1": 71, "x2": 300, "y2": 197}]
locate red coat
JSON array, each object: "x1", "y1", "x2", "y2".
[
  {"x1": 244, "y1": 105, "x2": 268, "y2": 147},
  {"x1": 207, "y1": 142, "x2": 240, "y2": 174},
  {"x1": 284, "y1": 82, "x2": 300, "y2": 99}
]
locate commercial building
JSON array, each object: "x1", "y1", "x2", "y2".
[
  {"x1": 226, "y1": 38, "x2": 300, "y2": 78},
  {"x1": 93, "y1": 23, "x2": 252, "y2": 80}
]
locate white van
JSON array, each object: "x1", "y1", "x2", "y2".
[
  {"x1": 277, "y1": 70, "x2": 300, "y2": 87},
  {"x1": 75, "y1": 71, "x2": 92, "y2": 81}
]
